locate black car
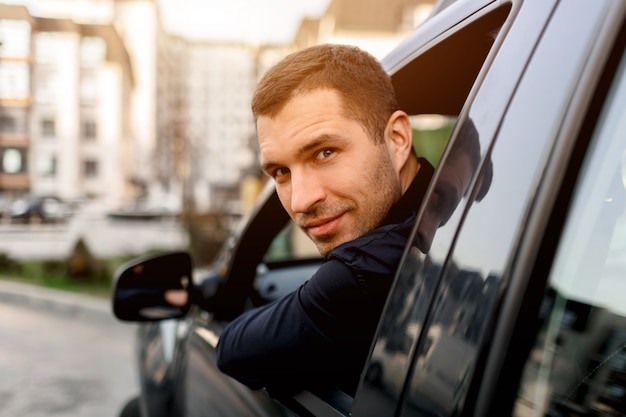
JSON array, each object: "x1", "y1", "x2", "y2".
[{"x1": 112, "y1": 0, "x2": 626, "y2": 416}]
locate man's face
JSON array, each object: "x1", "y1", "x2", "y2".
[{"x1": 258, "y1": 89, "x2": 402, "y2": 255}]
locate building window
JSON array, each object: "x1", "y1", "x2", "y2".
[
  {"x1": 37, "y1": 154, "x2": 57, "y2": 177},
  {"x1": 80, "y1": 72, "x2": 98, "y2": 103},
  {"x1": 0, "y1": 113, "x2": 16, "y2": 133},
  {"x1": 36, "y1": 70, "x2": 58, "y2": 103},
  {"x1": 41, "y1": 119, "x2": 56, "y2": 137},
  {"x1": 83, "y1": 159, "x2": 98, "y2": 178},
  {"x1": 0, "y1": 61, "x2": 30, "y2": 100},
  {"x1": 0, "y1": 19, "x2": 31, "y2": 58},
  {"x1": 0, "y1": 107, "x2": 28, "y2": 134},
  {"x1": 80, "y1": 36, "x2": 106, "y2": 67},
  {"x1": 82, "y1": 120, "x2": 97, "y2": 140},
  {"x1": 35, "y1": 32, "x2": 60, "y2": 64},
  {"x1": 1, "y1": 147, "x2": 26, "y2": 174}
]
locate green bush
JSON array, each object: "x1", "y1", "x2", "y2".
[
  {"x1": 413, "y1": 123, "x2": 455, "y2": 166},
  {"x1": 0, "y1": 252, "x2": 22, "y2": 275},
  {"x1": 0, "y1": 245, "x2": 186, "y2": 298},
  {"x1": 66, "y1": 237, "x2": 115, "y2": 285}
]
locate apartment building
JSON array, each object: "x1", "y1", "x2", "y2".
[
  {"x1": 0, "y1": 0, "x2": 438, "y2": 216},
  {"x1": 33, "y1": 18, "x2": 134, "y2": 203},
  {"x1": 31, "y1": 0, "x2": 187, "y2": 212},
  {"x1": 182, "y1": 42, "x2": 258, "y2": 212},
  {"x1": 0, "y1": 5, "x2": 32, "y2": 197},
  {"x1": 0, "y1": 4, "x2": 134, "y2": 206},
  {"x1": 294, "y1": 0, "x2": 436, "y2": 58}
]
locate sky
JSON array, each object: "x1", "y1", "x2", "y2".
[{"x1": 156, "y1": 0, "x2": 331, "y2": 44}]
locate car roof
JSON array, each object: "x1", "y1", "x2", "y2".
[
  {"x1": 383, "y1": 0, "x2": 507, "y2": 116},
  {"x1": 382, "y1": 0, "x2": 496, "y2": 75}
]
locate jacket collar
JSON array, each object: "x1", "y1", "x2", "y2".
[{"x1": 382, "y1": 157, "x2": 434, "y2": 226}]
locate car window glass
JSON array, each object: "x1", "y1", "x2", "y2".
[
  {"x1": 264, "y1": 221, "x2": 320, "y2": 262},
  {"x1": 380, "y1": 114, "x2": 497, "y2": 417},
  {"x1": 411, "y1": 115, "x2": 456, "y2": 167},
  {"x1": 513, "y1": 50, "x2": 626, "y2": 417}
]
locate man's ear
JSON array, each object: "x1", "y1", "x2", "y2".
[{"x1": 385, "y1": 110, "x2": 414, "y2": 169}]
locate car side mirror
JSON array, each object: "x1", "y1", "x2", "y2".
[{"x1": 112, "y1": 251, "x2": 193, "y2": 321}]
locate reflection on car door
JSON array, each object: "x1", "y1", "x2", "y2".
[{"x1": 513, "y1": 37, "x2": 626, "y2": 417}]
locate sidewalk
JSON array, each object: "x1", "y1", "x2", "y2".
[{"x1": 0, "y1": 279, "x2": 113, "y2": 322}]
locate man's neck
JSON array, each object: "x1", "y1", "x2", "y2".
[
  {"x1": 400, "y1": 154, "x2": 421, "y2": 194},
  {"x1": 381, "y1": 156, "x2": 433, "y2": 227}
]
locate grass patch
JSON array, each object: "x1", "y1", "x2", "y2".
[{"x1": 0, "y1": 252, "x2": 161, "y2": 298}]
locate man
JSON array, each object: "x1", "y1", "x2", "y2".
[{"x1": 216, "y1": 44, "x2": 434, "y2": 395}]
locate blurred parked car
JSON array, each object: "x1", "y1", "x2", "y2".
[
  {"x1": 108, "y1": 194, "x2": 182, "y2": 221},
  {"x1": 111, "y1": 0, "x2": 626, "y2": 416},
  {"x1": 7, "y1": 196, "x2": 73, "y2": 223}
]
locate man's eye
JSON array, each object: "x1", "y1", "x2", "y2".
[
  {"x1": 274, "y1": 167, "x2": 290, "y2": 178},
  {"x1": 316, "y1": 149, "x2": 334, "y2": 160}
]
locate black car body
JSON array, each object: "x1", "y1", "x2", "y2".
[{"x1": 113, "y1": 0, "x2": 626, "y2": 416}]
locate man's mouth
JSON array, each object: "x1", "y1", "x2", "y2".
[{"x1": 302, "y1": 215, "x2": 343, "y2": 239}]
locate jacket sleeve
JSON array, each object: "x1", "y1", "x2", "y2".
[
  {"x1": 216, "y1": 259, "x2": 385, "y2": 393},
  {"x1": 216, "y1": 217, "x2": 413, "y2": 394}
]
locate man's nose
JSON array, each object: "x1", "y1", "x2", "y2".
[{"x1": 290, "y1": 170, "x2": 325, "y2": 213}]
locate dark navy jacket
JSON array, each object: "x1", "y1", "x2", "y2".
[{"x1": 216, "y1": 158, "x2": 434, "y2": 396}]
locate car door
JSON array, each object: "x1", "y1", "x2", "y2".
[
  {"x1": 351, "y1": 0, "x2": 626, "y2": 416},
  {"x1": 477, "y1": 1, "x2": 626, "y2": 415},
  {"x1": 173, "y1": 186, "x2": 298, "y2": 417},
  {"x1": 347, "y1": 0, "x2": 536, "y2": 414},
  {"x1": 510, "y1": 39, "x2": 626, "y2": 417}
]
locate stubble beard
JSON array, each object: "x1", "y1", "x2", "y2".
[{"x1": 300, "y1": 149, "x2": 402, "y2": 256}]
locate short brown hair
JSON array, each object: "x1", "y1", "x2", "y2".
[{"x1": 251, "y1": 44, "x2": 398, "y2": 143}]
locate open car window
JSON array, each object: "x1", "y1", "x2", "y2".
[
  {"x1": 253, "y1": 222, "x2": 322, "y2": 306},
  {"x1": 264, "y1": 221, "x2": 320, "y2": 262}
]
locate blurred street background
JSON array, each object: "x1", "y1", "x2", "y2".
[
  {"x1": 0, "y1": 282, "x2": 138, "y2": 417},
  {"x1": 0, "y1": 203, "x2": 186, "y2": 260},
  {"x1": 0, "y1": 0, "x2": 441, "y2": 415}
]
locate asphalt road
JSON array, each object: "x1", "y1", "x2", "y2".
[{"x1": 0, "y1": 284, "x2": 139, "y2": 417}]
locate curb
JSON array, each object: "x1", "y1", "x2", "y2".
[{"x1": 0, "y1": 279, "x2": 115, "y2": 322}]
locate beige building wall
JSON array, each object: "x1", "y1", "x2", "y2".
[
  {"x1": 113, "y1": 0, "x2": 158, "y2": 191},
  {"x1": 295, "y1": 0, "x2": 436, "y2": 58}
]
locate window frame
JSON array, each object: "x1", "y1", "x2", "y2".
[
  {"x1": 469, "y1": 1, "x2": 626, "y2": 416},
  {"x1": 513, "y1": 51, "x2": 626, "y2": 415}
]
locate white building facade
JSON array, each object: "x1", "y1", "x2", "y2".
[
  {"x1": 0, "y1": 6, "x2": 32, "y2": 197},
  {"x1": 183, "y1": 43, "x2": 258, "y2": 212},
  {"x1": 31, "y1": 20, "x2": 134, "y2": 204},
  {"x1": 0, "y1": 3, "x2": 135, "y2": 205}
]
